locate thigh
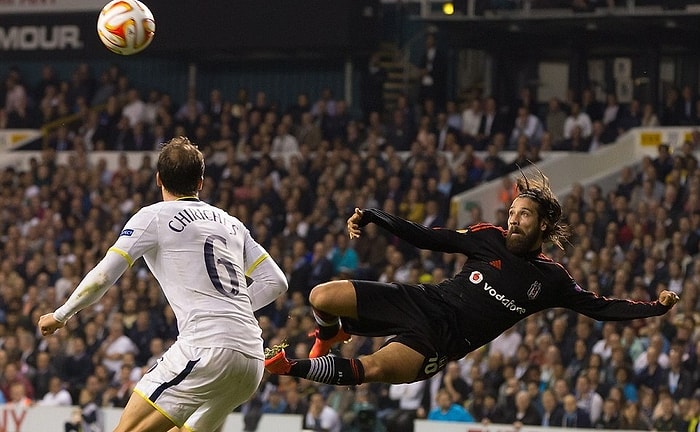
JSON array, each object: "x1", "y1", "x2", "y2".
[
  {"x1": 343, "y1": 281, "x2": 433, "y2": 336},
  {"x1": 114, "y1": 392, "x2": 177, "y2": 432}
]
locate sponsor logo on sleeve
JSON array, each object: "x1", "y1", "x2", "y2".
[{"x1": 120, "y1": 229, "x2": 134, "y2": 237}]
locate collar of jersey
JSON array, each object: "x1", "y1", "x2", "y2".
[
  {"x1": 176, "y1": 196, "x2": 200, "y2": 202},
  {"x1": 521, "y1": 247, "x2": 543, "y2": 259}
]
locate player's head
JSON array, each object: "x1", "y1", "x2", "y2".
[
  {"x1": 157, "y1": 136, "x2": 205, "y2": 197},
  {"x1": 507, "y1": 167, "x2": 567, "y2": 253}
]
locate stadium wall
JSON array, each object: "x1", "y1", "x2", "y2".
[
  {"x1": 0, "y1": 405, "x2": 660, "y2": 432},
  {"x1": 450, "y1": 126, "x2": 699, "y2": 227}
]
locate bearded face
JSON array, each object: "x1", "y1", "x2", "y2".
[
  {"x1": 506, "y1": 224, "x2": 542, "y2": 255},
  {"x1": 506, "y1": 197, "x2": 544, "y2": 255}
]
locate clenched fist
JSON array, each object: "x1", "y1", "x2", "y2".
[
  {"x1": 38, "y1": 313, "x2": 65, "y2": 336},
  {"x1": 658, "y1": 290, "x2": 680, "y2": 307}
]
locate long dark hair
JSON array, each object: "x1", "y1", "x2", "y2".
[{"x1": 515, "y1": 167, "x2": 568, "y2": 249}]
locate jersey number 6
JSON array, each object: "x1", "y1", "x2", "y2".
[{"x1": 204, "y1": 234, "x2": 241, "y2": 298}]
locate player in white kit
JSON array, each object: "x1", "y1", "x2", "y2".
[{"x1": 38, "y1": 137, "x2": 288, "y2": 432}]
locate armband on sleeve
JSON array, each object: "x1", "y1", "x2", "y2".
[{"x1": 244, "y1": 233, "x2": 288, "y2": 311}]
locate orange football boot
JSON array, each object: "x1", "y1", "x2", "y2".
[{"x1": 308, "y1": 327, "x2": 351, "y2": 358}]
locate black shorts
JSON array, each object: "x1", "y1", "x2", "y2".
[{"x1": 341, "y1": 280, "x2": 471, "y2": 380}]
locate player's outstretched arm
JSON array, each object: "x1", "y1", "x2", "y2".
[
  {"x1": 38, "y1": 250, "x2": 129, "y2": 336},
  {"x1": 350, "y1": 207, "x2": 468, "y2": 253}
]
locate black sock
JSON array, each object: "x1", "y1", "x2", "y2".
[
  {"x1": 317, "y1": 322, "x2": 340, "y2": 340},
  {"x1": 312, "y1": 308, "x2": 340, "y2": 340},
  {"x1": 288, "y1": 356, "x2": 365, "y2": 386}
]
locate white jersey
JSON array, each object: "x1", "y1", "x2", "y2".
[{"x1": 111, "y1": 199, "x2": 265, "y2": 358}]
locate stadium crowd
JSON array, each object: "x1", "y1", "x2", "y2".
[{"x1": 1, "y1": 62, "x2": 700, "y2": 432}]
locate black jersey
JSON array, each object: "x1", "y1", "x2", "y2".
[{"x1": 361, "y1": 208, "x2": 671, "y2": 354}]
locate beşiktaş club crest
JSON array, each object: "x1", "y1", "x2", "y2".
[{"x1": 527, "y1": 281, "x2": 542, "y2": 300}]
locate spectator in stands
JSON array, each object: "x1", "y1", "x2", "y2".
[
  {"x1": 506, "y1": 389, "x2": 542, "y2": 426},
  {"x1": 98, "y1": 315, "x2": 139, "y2": 381},
  {"x1": 652, "y1": 393, "x2": 686, "y2": 431},
  {"x1": 7, "y1": 92, "x2": 39, "y2": 128},
  {"x1": 477, "y1": 97, "x2": 508, "y2": 149},
  {"x1": 428, "y1": 388, "x2": 474, "y2": 422},
  {"x1": 677, "y1": 84, "x2": 697, "y2": 126},
  {"x1": 508, "y1": 105, "x2": 543, "y2": 149},
  {"x1": 617, "y1": 98, "x2": 642, "y2": 133},
  {"x1": 30, "y1": 351, "x2": 56, "y2": 401},
  {"x1": 557, "y1": 124, "x2": 590, "y2": 152},
  {"x1": 560, "y1": 393, "x2": 592, "y2": 428},
  {"x1": 563, "y1": 102, "x2": 592, "y2": 141},
  {"x1": 580, "y1": 88, "x2": 604, "y2": 123},
  {"x1": 594, "y1": 398, "x2": 621, "y2": 429},
  {"x1": 641, "y1": 102, "x2": 660, "y2": 127},
  {"x1": 304, "y1": 391, "x2": 341, "y2": 432},
  {"x1": 122, "y1": 88, "x2": 147, "y2": 128},
  {"x1": 418, "y1": 32, "x2": 448, "y2": 109},
  {"x1": 38, "y1": 376, "x2": 73, "y2": 406},
  {"x1": 619, "y1": 400, "x2": 653, "y2": 430},
  {"x1": 574, "y1": 374, "x2": 603, "y2": 424},
  {"x1": 544, "y1": 97, "x2": 567, "y2": 146},
  {"x1": 540, "y1": 388, "x2": 564, "y2": 427},
  {"x1": 461, "y1": 98, "x2": 483, "y2": 144}
]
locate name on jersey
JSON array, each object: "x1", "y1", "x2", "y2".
[
  {"x1": 469, "y1": 271, "x2": 526, "y2": 314},
  {"x1": 169, "y1": 208, "x2": 230, "y2": 233}
]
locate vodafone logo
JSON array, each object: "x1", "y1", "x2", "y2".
[
  {"x1": 468, "y1": 270, "x2": 526, "y2": 314},
  {"x1": 469, "y1": 271, "x2": 483, "y2": 284}
]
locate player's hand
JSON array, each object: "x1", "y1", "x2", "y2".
[
  {"x1": 38, "y1": 313, "x2": 65, "y2": 336},
  {"x1": 658, "y1": 290, "x2": 680, "y2": 307},
  {"x1": 347, "y1": 208, "x2": 364, "y2": 239}
]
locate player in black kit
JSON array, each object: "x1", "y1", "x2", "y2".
[{"x1": 265, "y1": 171, "x2": 680, "y2": 385}]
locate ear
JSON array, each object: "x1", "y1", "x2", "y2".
[
  {"x1": 197, "y1": 177, "x2": 204, "y2": 191},
  {"x1": 155, "y1": 172, "x2": 162, "y2": 187},
  {"x1": 540, "y1": 218, "x2": 548, "y2": 232}
]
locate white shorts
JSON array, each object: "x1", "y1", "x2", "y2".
[{"x1": 134, "y1": 341, "x2": 263, "y2": 431}]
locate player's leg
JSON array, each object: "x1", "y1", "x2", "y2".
[
  {"x1": 358, "y1": 341, "x2": 425, "y2": 383},
  {"x1": 166, "y1": 424, "x2": 223, "y2": 431},
  {"x1": 307, "y1": 280, "x2": 357, "y2": 357},
  {"x1": 114, "y1": 392, "x2": 178, "y2": 432},
  {"x1": 309, "y1": 280, "x2": 358, "y2": 318},
  {"x1": 266, "y1": 340, "x2": 425, "y2": 385}
]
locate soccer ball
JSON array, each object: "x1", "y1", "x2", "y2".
[{"x1": 97, "y1": 0, "x2": 155, "y2": 55}]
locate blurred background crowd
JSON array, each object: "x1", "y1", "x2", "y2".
[{"x1": 1, "y1": 61, "x2": 700, "y2": 432}]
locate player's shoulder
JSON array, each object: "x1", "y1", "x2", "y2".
[
  {"x1": 457, "y1": 222, "x2": 505, "y2": 236},
  {"x1": 533, "y1": 253, "x2": 573, "y2": 278}
]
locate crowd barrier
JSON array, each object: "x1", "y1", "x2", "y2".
[
  {"x1": 0, "y1": 405, "x2": 303, "y2": 432},
  {"x1": 0, "y1": 404, "x2": 654, "y2": 432}
]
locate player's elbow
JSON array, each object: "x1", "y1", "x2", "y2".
[{"x1": 276, "y1": 276, "x2": 289, "y2": 296}]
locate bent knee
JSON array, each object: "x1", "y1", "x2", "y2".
[{"x1": 309, "y1": 281, "x2": 352, "y2": 308}]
